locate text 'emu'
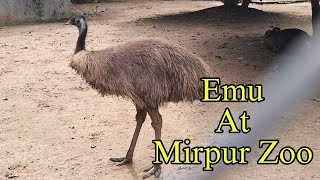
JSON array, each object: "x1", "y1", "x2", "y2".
[{"x1": 201, "y1": 78, "x2": 265, "y2": 102}]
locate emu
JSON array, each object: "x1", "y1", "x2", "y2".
[{"x1": 66, "y1": 15, "x2": 211, "y2": 178}]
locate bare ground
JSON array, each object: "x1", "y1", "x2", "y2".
[{"x1": 0, "y1": 1, "x2": 319, "y2": 180}]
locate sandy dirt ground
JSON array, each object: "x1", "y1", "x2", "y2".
[{"x1": 0, "y1": 1, "x2": 319, "y2": 179}]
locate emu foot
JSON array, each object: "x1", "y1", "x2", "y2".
[
  {"x1": 109, "y1": 157, "x2": 132, "y2": 166},
  {"x1": 142, "y1": 165, "x2": 161, "y2": 179}
]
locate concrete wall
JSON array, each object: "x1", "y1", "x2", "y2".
[{"x1": 0, "y1": 0, "x2": 71, "y2": 25}]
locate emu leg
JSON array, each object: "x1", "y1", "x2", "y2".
[
  {"x1": 110, "y1": 107, "x2": 147, "y2": 165},
  {"x1": 142, "y1": 108, "x2": 162, "y2": 179}
]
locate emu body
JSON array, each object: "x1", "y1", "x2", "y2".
[
  {"x1": 67, "y1": 16, "x2": 211, "y2": 178},
  {"x1": 70, "y1": 39, "x2": 211, "y2": 109}
]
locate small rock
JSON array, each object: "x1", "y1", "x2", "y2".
[
  {"x1": 4, "y1": 172, "x2": 19, "y2": 179},
  {"x1": 3, "y1": 98, "x2": 8, "y2": 101},
  {"x1": 310, "y1": 98, "x2": 320, "y2": 103},
  {"x1": 215, "y1": 55, "x2": 222, "y2": 59}
]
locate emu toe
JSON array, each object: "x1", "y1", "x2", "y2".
[
  {"x1": 142, "y1": 165, "x2": 161, "y2": 179},
  {"x1": 110, "y1": 157, "x2": 132, "y2": 165}
]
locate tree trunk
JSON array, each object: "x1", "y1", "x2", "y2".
[
  {"x1": 311, "y1": 0, "x2": 320, "y2": 38},
  {"x1": 241, "y1": 0, "x2": 250, "y2": 8},
  {"x1": 223, "y1": 0, "x2": 239, "y2": 7}
]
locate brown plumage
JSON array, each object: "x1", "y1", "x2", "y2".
[
  {"x1": 70, "y1": 39, "x2": 211, "y2": 109},
  {"x1": 66, "y1": 16, "x2": 211, "y2": 178}
]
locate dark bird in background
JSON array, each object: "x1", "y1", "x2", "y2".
[{"x1": 263, "y1": 27, "x2": 311, "y2": 53}]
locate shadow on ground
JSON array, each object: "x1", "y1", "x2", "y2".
[
  {"x1": 140, "y1": 5, "x2": 290, "y2": 25},
  {"x1": 202, "y1": 34, "x2": 276, "y2": 70}
]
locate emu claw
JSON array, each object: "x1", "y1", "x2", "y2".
[
  {"x1": 142, "y1": 165, "x2": 161, "y2": 179},
  {"x1": 143, "y1": 165, "x2": 154, "y2": 172},
  {"x1": 110, "y1": 157, "x2": 132, "y2": 166}
]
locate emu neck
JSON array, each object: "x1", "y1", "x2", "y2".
[{"x1": 75, "y1": 23, "x2": 87, "y2": 54}]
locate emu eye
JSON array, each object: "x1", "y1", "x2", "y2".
[{"x1": 76, "y1": 20, "x2": 80, "y2": 24}]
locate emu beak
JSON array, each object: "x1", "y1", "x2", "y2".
[{"x1": 65, "y1": 20, "x2": 72, "y2": 25}]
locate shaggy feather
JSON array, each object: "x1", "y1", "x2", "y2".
[{"x1": 70, "y1": 39, "x2": 211, "y2": 109}]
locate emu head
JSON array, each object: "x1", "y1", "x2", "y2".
[
  {"x1": 66, "y1": 15, "x2": 87, "y2": 31},
  {"x1": 66, "y1": 15, "x2": 88, "y2": 53}
]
